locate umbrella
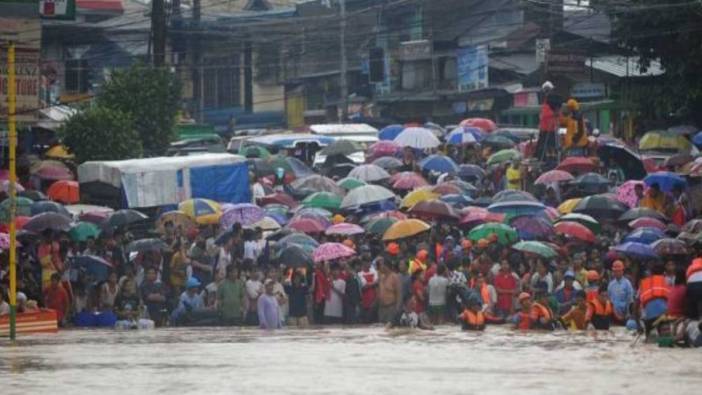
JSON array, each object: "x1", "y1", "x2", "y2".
[
  {"x1": 382, "y1": 218, "x2": 431, "y2": 241},
  {"x1": 365, "y1": 217, "x2": 398, "y2": 235},
  {"x1": 401, "y1": 188, "x2": 439, "y2": 208},
  {"x1": 18, "y1": 190, "x2": 47, "y2": 201},
  {"x1": 248, "y1": 216, "x2": 282, "y2": 231},
  {"x1": 337, "y1": 177, "x2": 366, "y2": 191},
  {"x1": 419, "y1": 155, "x2": 459, "y2": 174},
  {"x1": 512, "y1": 241, "x2": 557, "y2": 258},
  {"x1": 482, "y1": 135, "x2": 516, "y2": 150},
  {"x1": 683, "y1": 219, "x2": 702, "y2": 233},
  {"x1": 0, "y1": 197, "x2": 34, "y2": 221},
  {"x1": 393, "y1": 127, "x2": 441, "y2": 149},
  {"x1": 569, "y1": 172, "x2": 612, "y2": 192},
  {"x1": 493, "y1": 190, "x2": 537, "y2": 203},
  {"x1": 487, "y1": 201, "x2": 545, "y2": 217},
  {"x1": 71, "y1": 255, "x2": 112, "y2": 282},
  {"x1": 458, "y1": 164, "x2": 486, "y2": 181},
  {"x1": 487, "y1": 149, "x2": 521, "y2": 166},
  {"x1": 30, "y1": 201, "x2": 71, "y2": 217},
  {"x1": 613, "y1": 242, "x2": 658, "y2": 259},
  {"x1": 267, "y1": 156, "x2": 315, "y2": 179},
  {"x1": 639, "y1": 130, "x2": 691, "y2": 152},
  {"x1": 287, "y1": 218, "x2": 326, "y2": 234},
  {"x1": 30, "y1": 160, "x2": 74, "y2": 181},
  {"x1": 0, "y1": 180, "x2": 24, "y2": 194},
  {"x1": 368, "y1": 141, "x2": 401, "y2": 158},
  {"x1": 623, "y1": 227, "x2": 664, "y2": 245},
  {"x1": 313, "y1": 242, "x2": 356, "y2": 262},
  {"x1": 460, "y1": 118, "x2": 497, "y2": 132},
  {"x1": 178, "y1": 199, "x2": 221, "y2": 225},
  {"x1": 431, "y1": 183, "x2": 462, "y2": 196},
  {"x1": 424, "y1": 122, "x2": 446, "y2": 137},
  {"x1": 556, "y1": 157, "x2": 596, "y2": 174},
  {"x1": 557, "y1": 213, "x2": 601, "y2": 233},
  {"x1": 106, "y1": 209, "x2": 148, "y2": 229},
  {"x1": 45, "y1": 145, "x2": 74, "y2": 159},
  {"x1": 220, "y1": 203, "x2": 265, "y2": 228},
  {"x1": 572, "y1": 195, "x2": 628, "y2": 220},
  {"x1": 361, "y1": 210, "x2": 407, "y2": 224},
  {"x1": 302, "y1": 192, "x2": 343, "y2": 210},
  {"x1": 295, "y1": 207, "x2": 333, "y2": 218},
  {"x1": 446, "y1": 127, "x2": 479, "y2": 145},
  {"x1": 276, "y1": 244, "x2": 313, "y2": 267},
  {"x1": 693, "y1": 131, "x2": 702, "y2": 148},
  {"x1": 46, "y1": 180, "x2": 79, "y2": 204},
  {"x1": 257, "y1": 192, "x2": 298, "y2": 208},
  {"x1": 378, "y1": 124, "x2": 404, "y2": 141},
  {"x1": 127, "y1": 238, "x2": 169, "y2": 253},
  {"x1": 619, "y1": 207, "x2": 668, "y2": 222},
  {"x1": 597, "y1": 143, "x2": 647, "y2": 180},
  {"x1": 668, "y1": 125, "x2": 697, "y2": 135},
  {"x1": 439, "y1": 194, "x2": 474, "y2": 208},
  {"x1": 663, "y1": 153, "x2": 694, "y2": 168},
  {"x1": 156, "y1": 211, "x2": 196, "y2": 234},
  {"x1": 390, "y1": 172, "x2": 428, "y2": 190},
  {"x1": 534, "y1": 170, "x2": 574, "y2": 185},
  {"x1": 629, "y1": 217, "x2": 666, "y2": 231},
  {"x1": 511, "y1": 216, "x2": 554, "y2": 240},
  {"x1": 291, "y1": 175, "x2": 345, "y2": 197},
  {"x1": 320, "y1": 140, "x2": 363, "y2": 157},
  {"x1": 651, "y1": 238, "x2": 689, "y2": 256},
  {"x1": 372, "y1": 156, "x2": 403, "y2": 171},
  {"x1": 554, "y1": 221, "x2": 595, "y2": 243},
  {"x1": 558, "y1": 198, "x2": 582, "y2": 215},
  {"x1": 644, "y1": 171, "x2": 687, "y2": 192},
  {"x1": 69, "y1": 222, "x2": 101, "y2": 242},
  {"x1": 325, "y1": 223, "x2": 364, "y2": 236},
  {"x1": 65, "y1": 205, "x2": 111, "y2": 220},
  {"x1": 341, "y1": 185, "x2": 395, "y2": 209},
  {"x1": 23, "y1": 212, "x2": 72, "y2": 233},
  {"x1": 408, "y1": 200, "x2": 459, "y2": 220},
  {"x1": 279, "y1": 233, "x2": 320, "y2": 249},
  {"x1": 616, "y1": 180, "x2": 645, "y2": 208},
  {"x1": 459, "y1": 208, "x2": 505, "y2": 228},
  {"x1": 468, "y1": 223, "x2": 518, "y2": 245},
  {"x1": 348, "y1": 164, "x2": 390, "y2": 183},
  {"x1": 239, "y1": 145, "x2": 271, "y2": 159}
]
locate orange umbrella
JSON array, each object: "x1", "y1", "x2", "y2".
[
  {"x1": 47, "y1": 180, "x2": 80, "y2": 204},
  {"x1": 382, "y1": 219, "x2": 431, "y2": 241}
]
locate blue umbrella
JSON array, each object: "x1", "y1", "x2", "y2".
[
  {"x1": 487, "y1": 201, "x2": 546, "y2": 217},
  {"x1": 72, "y1": 255, "x2": 112, "y2": 282},
  {"x1": 613, "y1": 242, "x2": 658, "y2": 259},
  {"x1": 439, "y1": 194, "x2": 474, "y2": 208},
  {"x1": 693, "y1": 131, "x2": 702, "y2": 148},
  {"x1": 266, "y1": 212, "x2": 288, "y2": 226},
  {"x1": 419, "y1": 154, "x2": 459, "y2": 174},
  {"x1": 446, "y1": 127, "x2": 479, "y2": 145},
  {"x1": 623, "y1": 227, "x2": 665, "y2": 244},
  {"x1": 458, "y1": 164, "x2": 486, "y2": 181},
  {"x1": 644, "y1": 171, "x2": 687, "y2": 192},
  {"x1": 379, "y1": 124, "x2": 404, "y2": 141}
]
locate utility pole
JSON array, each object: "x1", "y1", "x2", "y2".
[
  {"x1": 151, "y1": 0, "x2": 166, "y2": 67},
  {"x1": 192, "y1": 0, "x2": 203, "y2": 121},
  {"x1": 6, "y1": 42, "x2": 18, "y2": 341},
  {"x1": 339, "y1": 0, "x2": 348, "y2": 122}
]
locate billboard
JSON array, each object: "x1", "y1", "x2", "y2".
[
  {"x1": 39, "y1": 0, "x2": 75, "y2": 19},
  {"x1": 0, "y1": 16, "x2": 41, "y2": 123},
  {"x1": 456, "y1": 45, "x2": 488, "y2": 92}
]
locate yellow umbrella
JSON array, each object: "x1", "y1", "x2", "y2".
[
  {"x1": 401, "y1": 187, "x2": 439, "y2": 208},
  {"x1": 177, "y1": 198, "x2": 222, "y2": 225},
  {"x1": 639, "y1": 131, "x2": 691, "y2": 152},
  {"x1": 382, "y1": 219, "x2": 431, "y2": 241},
  {"x1": 156, "y1": 210, "x2": 197, "y2": 234},
  {"x1": 45, "y1": 145, "x2": 75, "y2": 159},
  {"x1": 558, "y1": 198, "x2": 582, "y2": 215}
]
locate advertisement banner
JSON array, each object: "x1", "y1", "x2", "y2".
[
  {"x1": 0, "y1": 17, "x2": 41, "y2": 123},
  {"x1": 456, "y1": 45, "x2": 488, "y2": 93}
]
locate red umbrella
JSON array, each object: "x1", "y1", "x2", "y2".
[
  {"x1": 431, "y1": 183, "x2": 462, "y2": 195},
  {"x1": 629, "y1": 217, "x2": 666, "y2": 231},
  {"x1": 390, "y1": 172, "x2": 428, "y2": 190},
  {"x1": 408, "y1": 199, "x2": 459, "y2": 220},
  {"x1": 554, "y1": 221, "x2": 595, "y2": 243},
  {"x1": 257, "y1": 192, "x2": 299, "y2": 208},
  {"x1": 367, "y1": 141, "x2": 401, "y2": 158},
  {"x1": 534, "y1": 170, "x2": 574, "y2": 185},
  {"x1": 287, "y1": 218, "x2": 326, "y2": 234},
  {"x1": 460, "y1": 118, "x2": 497, "y2": 132},
  {"x1": 556, "y1": 157, "x2": 596, "y2": 174}
]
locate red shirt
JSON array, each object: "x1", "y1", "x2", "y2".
[
  {"x1": 313, "y1": 269, "x2": 330, "y2": 304},
  {"x1": 667, "y1": 284, "x2": 687, "y2": 317},
  {"x1": 494, "y1": 271, "x2": 518, "y2": 311},
  {"x1": 412, "y1": 280, "x2": 426, "y2": 313},
  {"x1": 360, "y1": 270, "x2": 377, "y2": 309},
  {"x1": 44, "y1": 284, "x2": 69, "y2": 322}
]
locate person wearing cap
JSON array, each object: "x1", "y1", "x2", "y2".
[
  {"x1": 514, "y1": 292, "x2": 534, "y2": 330},
  {"x1": 171, "y1": 277, "x2": 205, "y2": 325},
  {"x1": 554, "y1": 270, "x2": 579, "y2": 315},
  {"x1": 608, "y1": 260, "x2": 634, "y2": 322},
  {"x1": 258, "y1": 279, "x2": 283, "y2": 330},
  {"x1": 537, "y1": 81, "x2": 560, "y2": 161},
  {"x1": 561, "y1": 290, "x2": 589, "y2": 330}
]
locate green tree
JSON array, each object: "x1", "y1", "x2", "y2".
[
  {"x1": 98, "y1": 63, "x2": 181, "y2": 155},
  {"x1": 60, "y1": 106, "x2": 142, "y2": 163}
]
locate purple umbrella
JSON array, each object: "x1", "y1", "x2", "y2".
[
  {"x1": 511, "y1": 216, "x2": 554, "y2": 240},
  {"x1": 220, "y1": 203, "x2": 265, "y2": 228}
]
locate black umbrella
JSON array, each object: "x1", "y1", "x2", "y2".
[
  {"x1": 573, "y1": 195, "x2": 628, "y2": 220},
  {"x1": 597, "y1": 143, "x2": 647, "y2": 180},
  {"x1": 458, "y1": 164, "x2": 486, "y2": 182},
  {"x1": 276, "y1": 244, "x2": 313, "y2": 267},
  {"x1": 127, "y1": 238, "x2": 169, "y2": 253},
  {"x1": 319, "y1": 140, "x2": 363, "y2": 156},
  {"x1": 619, "y1": 207, "x2": 669, "y2": 222},
  {"x1": 569, "y1": 172, "x2": 612, "y2": 194},
  {"x1": 325, "y1": 163, "x2": 355, "y2": 179},
  {"x1": 23, "y1": 212, "x2": 72, "y2": 233},
  {"x1": 31, "y1": 201, "x2": 71, "y2": 217},
  {"x1": 106, "y1": 209, "x2": 148, "y2": 229}
]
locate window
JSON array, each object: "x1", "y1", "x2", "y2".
[
  {"x1": 64, "y1": 59, "x2": 90, "y2": 93},
  {"x1": 203, "y1": 55, "x2": 241, "y2": 109},
  {"x1": 401, "y1": 60, "x2": 432, "y2": 91}
]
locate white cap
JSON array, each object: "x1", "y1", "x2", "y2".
[{"x1": 542, "y1": 81, "x2": 554, "y2": 91}]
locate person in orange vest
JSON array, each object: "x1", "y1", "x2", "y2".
[
  {"x1": 687, "y1": 257, "x2": 702, "y2": 319},
  {"x1": 513, "y1": 292, "x2": 554, "y2": 330},
  {"x1": 587, "y1": 286, "x2": 614, "y2": 330},
  {"x1": 585, "y1": 270, "x2": 601, "y2": 302},
  {"x1": 409, "y1": 249, "x2": 429, "y2": 275},
  {"x1": 458, "y1": 297, "x2": 485, "y2": 331},
  {"x1": 638, "y1": 264, "x2": 670, "y2": 335}
]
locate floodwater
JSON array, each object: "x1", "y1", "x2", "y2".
[{"x1": 1, "y1": 326, "x2": 700, "y2": 395}]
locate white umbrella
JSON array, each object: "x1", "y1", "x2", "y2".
[
  {"x1": 348, "y1": 164, "x2": 390, "y2": 183},
  {"x1": 340, "y1": 185, "x2": 395, "y2": 209},
  {"x1": 393, "y1": 127, "x2": 440, "y2": 149}
]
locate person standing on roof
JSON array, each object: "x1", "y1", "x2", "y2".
[
  {"x1": 562, "y1": 98, "x2": 589, "y2": 156},
  {"x1": 537, "y1": 81, "x2": 560, "y2": 161}
]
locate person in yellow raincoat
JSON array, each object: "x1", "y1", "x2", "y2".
[{"x1": 561, "y1": 99, "x2": 589, "y2": 155}]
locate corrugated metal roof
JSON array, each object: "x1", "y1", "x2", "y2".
[{"x1": 586, "y1": 56, "x2": 664, "y2": 78}]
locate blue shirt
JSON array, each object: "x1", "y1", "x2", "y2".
[
  {"x1": 258, "y1": 294, "x2": 282, "y2": 330},
  {"x1": 607, "y1": 277, "x2": 634, "y2": 316}
]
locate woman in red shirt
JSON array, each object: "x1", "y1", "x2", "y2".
[{"x1": 494, "y1": 260, "x2": 519, "y2": 317}]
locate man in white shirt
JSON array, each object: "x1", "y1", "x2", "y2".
[
  {"x1": 427, "y1": 264, "x2": 449, "y2": 324},
  {"x1": 324, "y1": 265, "x2": 346, "y2": 324},
  {"x1": 245, "y1": 271, "x2": 263, "y2": 325}
]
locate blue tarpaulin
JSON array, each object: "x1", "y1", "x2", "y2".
[{"x1": 190, "y1": 162, "x2": 251, "y2": 203}]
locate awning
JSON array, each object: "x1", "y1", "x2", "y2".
[{"x1": 586, "y1": 56, "x2": 664, "y2": 78}]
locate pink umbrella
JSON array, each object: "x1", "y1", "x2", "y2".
[
  {"x1": 79, "y1": 210, "x2": 110, "y2": 224},
  {"x1": 460, "y1": 207, "x2": 505, "y2": 228},
  {"x1": 629, "y1": 217, "x2": 666, "y2": 231},
  {"x1": 287, "y1": 218, "x2": 326, "y2": 234},
  {"x1": 367, "y1": 141, "x2": 401, "y2": 159},
  {"x1": 220, "y1": 203, "x2": 265, "y2": 227},
  {"x1": 0, "y1": 180, "x2": 25, "y2": 194},
  {"x1": 534, "y1": 170, "x2": 574, "y2": 185},
  {"x1": 544, "y1": 207, "x2": 559, "y2": 221},
  {"x1": 313, "y1": 242, "x2": 356, "y2": 262},
  {"x1": 390, "y1": 172, "x2": 428, "y2": 190},
  {"x1": 617, "y1": 180, "x2": 645, "y2": 208},
  {"x1": 325, "y1": 223, "x2": 364, "y2": 236}
]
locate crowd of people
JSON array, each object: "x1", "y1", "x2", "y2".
[{"x1": 1, "y1": 88, "x2": 702, "y2": 348}]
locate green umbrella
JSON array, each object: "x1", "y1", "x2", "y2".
[
  {"x1": 239, "y1": 145, "x2": 271, "y2": 159},
  {"x1": 512, "y1": 240, "x2": 556, "y2": 258},
  {"x1": 69, "y1": 221, "x2": 101, "y2": 242},
  {"x1": 337, "y1": 177, "x2": 366, "y2": 190},
  {"x1": 365, "y1": 217, "x2": 398, "y2": 235},
  {"x1": 487, "y1": 149, "x2": 521, "y2": 166},
  {"x1": 0, "y1": 197, "x2": 34, "y2": 222},
  {"x1": 302, "y1": 192, "x2": 342, "y2": 210},
  {"x1": 468, "y1": 223, "x2": 518, "y2": 245},
  {"x1": 557, "y1": 213, "x2": 601, "y2": 233}
]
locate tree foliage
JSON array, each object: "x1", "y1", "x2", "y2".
[
  {"x1": 97, "y1": 63, "x2": 182, "y2": 155},
  {"x1": 61, "y1": 106, "x2": 142, "y2": 163}
]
